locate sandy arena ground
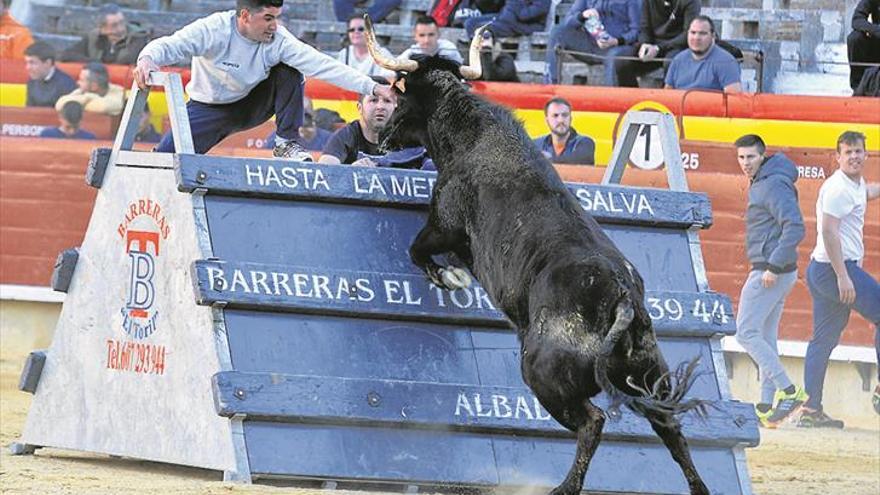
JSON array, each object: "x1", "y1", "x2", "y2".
[{"x1": 1, "y1": 337, "x2": 878, "y2": 495}]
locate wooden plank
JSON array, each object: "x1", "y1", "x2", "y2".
[
  {"x1": 193, "y1": 259, "x2": 735, "y2": 336},
  {"x1": 176, "y1": 155, "x2": 713, "y2": 228},
  {"x1": 214, "y1": 371, "x2": 759, "y2": 447}
]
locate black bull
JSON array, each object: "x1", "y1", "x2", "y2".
[{"x1": 368, "y1": 27, "x2": 711, "y2": 495}]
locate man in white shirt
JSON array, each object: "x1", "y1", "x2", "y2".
[
  {"x1": 335, "y1": 14, "x2": 394, "y2": 79},
  {"x1": 398, "y1": 16, "x2": 463, "y2": 64},
  {"x1": 133, "y1": 0, "x2": 393, "y2": 160},
  {"x1": 800, "y1": 130, "x2": 880, "y2": 428}
]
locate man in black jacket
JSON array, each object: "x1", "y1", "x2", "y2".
[
  {"x1": 613, "y1": 0, "x2": 699, "y2": 87},
  {"x1": 848, "y1": 0, "x2": 880, "y2": 91}
]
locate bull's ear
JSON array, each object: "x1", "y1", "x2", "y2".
[{"x1": 394, "y1": 78, "x2": 406, "y2": 93}]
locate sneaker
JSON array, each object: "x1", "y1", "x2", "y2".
[
  {"x1": 273, "y1": 140, "x2": 313, "y2": 162},
  {"x1": 872, "y1": 385, "x2": 880, "y2": 416},
  {"x1": 755, "y1": 406, "x2": 776, "y2": 429},
  {"x1": 797, "y1": 408, "x2": 844, "y2": 429},
  {"x1": 765, "y1": 386, "x2": 808, "y2": 426}
]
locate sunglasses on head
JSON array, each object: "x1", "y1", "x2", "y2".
[{"x1": 348, "y1": 26, "x2": 366, "y2": 33}]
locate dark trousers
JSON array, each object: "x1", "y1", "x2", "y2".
[
  {"x1": 803, "y1": 259, "x2": 880, "y2": 411},
  {"x1": 465, "y1": 14, "x2": 540, "y2": 38},
  {"x1": 333, "y1": 0, "x2": 401, "y2": 22},
  {"x1": 543, "y1": 23, "x2": 628, "y2": 85},
  {"x1": 156, "y1": 64, "x2": 304, "y2": 154},
  {"x1": 847, "y1": 30, "x2": 880, "y2": 90},
  {"x1": 612, "y1": 44, "x2": 683, "y2": 88}
]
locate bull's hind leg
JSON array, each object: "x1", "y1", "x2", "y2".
[
  {"x1": 644, "y1": 411, "x2": 709, "y2": 495},
  {"x1": 409, "y1": 224, "x2": 471, "y2": 290},
  {"x1": 548, "y1": 399, "x2": 605, "y2": 495}
]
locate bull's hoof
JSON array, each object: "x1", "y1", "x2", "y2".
[
  {"x1": 440, "y1": 266, "x2": 472, "y2": 289},
  {"x1": 548, "y1": 481, "x2": 582, "y2": 495}
]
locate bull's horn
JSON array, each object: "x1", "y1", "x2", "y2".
[
  {"x1": 459, "y1": 24, "x2": 488, "y2": 80},
  {"x1": 364, "y1": 14, "x2": 418, "y2": 72}
]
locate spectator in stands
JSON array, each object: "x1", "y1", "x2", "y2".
[
  {"x1": 62, "y1": 3, "x2": 150, "y2": 65},
  {"x1": 399, "y1": 16, "x2": 463, "y2": 63},
  {"x1": 543, "y1": 0, "x2": 640, "y2": 85},
  {"x1": 336, "y1": 14, "x2": 395, "y2": 79},
  {"x1": 319, "y1": 76, "x2": 434, "y2": 170},
  {"x1": 452, "y1": 0, "x2": 505, "y2": 28},
  {"x1": 664, "y1": 16, "x2": 741, "y2": 93},
  {"x1": 801, "y1": 131, "x2": 880, "y2": 429},
  {"x1": 39, "y1": 101, "x2": 97, "y2": 140},
  {"x1": 334, "y1": 0, "x2": 401, "y2": 23},
  {"x1": 476, "y1": 30, "x2": 519, "y2": 82},
  {"x1": 136, "y1": 102, "x2": 162, "y2": 143},
  {"x1": 56, "y1": 62, "x2": 125, "y2": 116},
  {"x1": 314, "y1": 108, "x2": 346, "y2": 131},
  {"x1": 134, "y1": 0, "x2": 393, "y2": 160},
  {"x1": 532, "y1": 97, "x2": 595, "y2": 165},
  {"x1": 464, "y1": 0, "x2": 551, "y2": 39},
  {"x1": 0, "y1": 0, "x2": 34, "y2": 59},
  {"x1": 733, "y1": 134, "x2": 807, "y2": 429},
  {"x1": 24, "y1": 42, "x2": 77, "y2": 108},
  {"x1": 613, "y1": 0, "x2": 699, "y2": 88},
  {"x1": 847, "y1": 0, "x2": 880, "y2": 92}
]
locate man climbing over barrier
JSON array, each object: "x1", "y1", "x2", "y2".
[
  {"x1": 133, "y1": 0, "x2": 394, "y2": 160},
  {"x1": 733, "y1": 134, "x2": 807, "y2": 429}
]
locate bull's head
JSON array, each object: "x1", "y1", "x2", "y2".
[{"x1": 364, "y1": 15, "x2": 487, "y2": 154}]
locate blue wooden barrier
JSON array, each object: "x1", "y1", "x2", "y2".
[{"x1": 181, "y1": 154, "x2": 756, "y2": 493}]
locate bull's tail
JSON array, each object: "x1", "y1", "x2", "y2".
[{"x1": 593, "y1": 298, "x2": 708, "y2": 422}]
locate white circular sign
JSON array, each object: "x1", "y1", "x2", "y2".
[{"x1": 628, "y1": 124, "x2": 665, "y2": 170}]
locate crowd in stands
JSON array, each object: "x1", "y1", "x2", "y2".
[{"x1": 1, "y1": 0, "x2": 878, "y2": 150}]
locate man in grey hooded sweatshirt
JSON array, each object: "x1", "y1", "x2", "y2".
[{"x1": 734, "y1": 134, "x2": 808, "y2": 428}]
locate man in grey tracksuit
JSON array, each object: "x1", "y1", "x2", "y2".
[{"x1": 734, "y1": 134, "x2": 807, "y2": 428}]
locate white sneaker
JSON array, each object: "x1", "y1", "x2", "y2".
[{"x1": 273, "y1": 141, "x2": 313, "y2": 162}]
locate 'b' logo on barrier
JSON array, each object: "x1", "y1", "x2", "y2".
[{"x1": 121, "y1": 230, "x2": 160, "y2": 339}]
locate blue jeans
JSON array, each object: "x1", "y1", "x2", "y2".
[
  {"x1": 156, "y1": 64, "x2": 304, "y2": 154},
  {"x1": 465, "y1": 14, "x2": 534, "y2": 38},
  {"x1": 803, "y1": 259, "x2": 880, "y2": 411},
  {"x1": 333, "y1": 0, "x2": 401, "y2": 22},
  {"x1": 543, "y1": 23, "x2": 627, "y2": 85}
]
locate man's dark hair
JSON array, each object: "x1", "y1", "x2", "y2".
[
  {"x1": 359, "y1": 75, "x2": 390, "y2": 103},
  {"x1": 60, "y1": 101, "x2": 85, "y2": 127},
  {"x1": 84, "y1": 62, "x2": 110, "y2": 91},
  {"x1": 414, "y1": 15, "x2": 437, "y2": 27},
  {"x1": 734, "y1": 134, "x2": 766, "y2": 154},
  {"x1": 25, "y1": 41, "x2": 57, "y2": 63},
  {"x1": 543, "y1": 97, "x2": 571, "y2": 114},
  {"x1": 98, "y1": 3, "x2": 123, "y2": 24},
  {"x1": 236, "y1": 0, "x2": 283, "y2": 15},
  {"x1": 836, "y1": 130, "x2": 866, "y2": 152},
  {"x1": 690, "y1": 15, "x2": 715, "y2": 34}
]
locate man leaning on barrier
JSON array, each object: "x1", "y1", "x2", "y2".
[
  {"x1": 133, "y1": 0, "x2": 394, "y2": 160},
  {"x1": 543, "y1": 0, "x2": 640, "y2": 85}
]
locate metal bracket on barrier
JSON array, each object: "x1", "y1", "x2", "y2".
[
  {"x1": 50, "y1": 248, "x2": 79, "y2": 293},
  {"x1": 18, "y1": 350, "x2": 47, "y2": 394},
  {"x1": 602, "y1": 111, "x2": 689, "y2": 193},
  {"x1": 86, "y1": 148, "x2": 112, "y2": 188},
  {"x1": 108, "y1": 71, "x2": 195, "y2": 170}
]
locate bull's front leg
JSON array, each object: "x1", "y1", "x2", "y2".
[{"x1": 409, "y1": 223, "x2": 472, "y2": 291}]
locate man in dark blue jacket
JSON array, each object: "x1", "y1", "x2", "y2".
[
  {"x1": 543, "y1": 0, "x2": 640, "y2": 85},
  {"x1": 464, "y1": 0, "x2": 551, "y2": 38},
  {"x1": 24, "y1": 41, "x2": 76, "y2": 107},
  {"x1": 532, "y1": 97, "x2": 595, "y2": 165},
  {"x1": 733, "y1": 134, "x2": 807, "y2": 429}
]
